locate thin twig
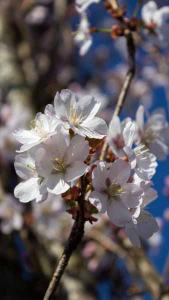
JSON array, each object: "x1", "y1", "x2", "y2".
[
  {"x1": 100, "y1": 30, "x2": 136, "y2": 160},
  {"x1": 43, "y1": 178, "x2": 86, "y2": 300},
  {"x1": 108, "y1": 0, "x2": 119, "y2": 10}
]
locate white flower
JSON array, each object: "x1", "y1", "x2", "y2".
[
  {"x1": 45, "y1": 89, "x2": 107, "y2": 139},
  {"x1": 135, "y1": 105, "x2": 169, "y2": 160},
  {"x1": 75, "y1": 0, "x2": 101, "y2": 13},
  {"x1": 14, "y1": 151, "x2": 48, "y2": 203},
  {"x1": 34, "y1": 129, "x2": 89, "y2": 195},
  {"x1": 107, "y1": 116, "x2": 135, "y2": 158},
  {"x1": 142, "y1": 1, "x2": 169, "y2": 45},
  {"x1": 125, "y1": 210, "x2": 159, "y2": 247},
  {"x1": 74, "y1": 13, "x2": 92, "y2": 56},
  {"x1": 0, "y1": 195, "x2": 23, "y2": 234},
  {"x1": 89, "y1": 160, "x2": 143, "y2": 227},
  {"x1": 14, "y1": 113, "x2": 58, "y2": 152}
]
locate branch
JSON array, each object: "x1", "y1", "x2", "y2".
[
  {"x1": 43, "y1": 179, "x2": 86, "y2": 300},
  {"x1": 100, "y1": 30, "x2": 136, "y2": 160}
]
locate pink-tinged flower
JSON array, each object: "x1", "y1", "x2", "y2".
[
  {"x1": 89, "y1": 160, "x2": 143, "y2": 227},
  {"x1": 34, "y1": 129, "x2": 89, "y2": 195},
  {"x1": 14, "y1": 113, "x2": 58, "y2": 152},
  {"x1": 74, "y1": 13, "x2": 92, "y2": 56},
  {"x1": 142, "y1": 1, "x2": 169, "y2": 46},
  {"x1": 135, "y1": 106, "x2": 169, "y2": 160},
  {"x1": 75, "y1": 0, "x2": 101, "y2": 13},
  {"x1": 125, "y1": 211, "x2": 159, "y2": 247},
  {"x1": 107, "y1": 116, "x2": 157, "y2": 180},
  {"x1": 45, "y1": 89, "x2": 107, "y2": 139},
  {"x1": 107, "y1": 116, "x2": 135, "y2": 158}
]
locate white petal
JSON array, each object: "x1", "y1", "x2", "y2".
[
  {"x1": 14, "y1": 152, "x2": 36, "y2": 180},
  {"x1": 34, "y1": 147, "x2": 53, "y2": 177},
  {"x1": 136, "y1": 210, "x2": 159, "y2": 239},
  {"x1": 80, "y1": 117, "x2": 107, "y2": 138},
  {"x1": 78, "y1": 95, "x2": 101, "y2": 120},
  {"x1": 14, "y1": 178, "x2": 40, "y2": 203},
  {"x1": 121, "y1": 183, "x2": 143, "y2": 208},
  {"x1": 65, "y1": 161, "x2": 87, "y2": 182},
  {"x1": 14, "y1": 129, "x2": 39, "y2": 144},
  {"x1": 47, "y1": 175, "x2": 70, "y2": 195},
  {"x1": 65, "y1": 135, "x2": 89, "y2": 164},
  {"x1": 92, "y1": 161, "x2": 108, "y2": 192},
  {"x1": 107, "y1": 200, "x2": 132, "y2": 226},
  {"x1": 44, "y1": 128, "x2": 70, "y2": 159},
  {"x1": 136, "y1": 105, "x2": 144, "y2": 131},
  {"x1": 125, "y1": 223, "x2": 141, "y2": 247},
  {"x1": 108, "y1": 159, "x2": 130, "y2": 185},
  {"x1": 123, "y1": 121, "x2": 135, "y2": 147},
  {"x1": 108, "y1": 116, "x2": 122, "y2": 138}
]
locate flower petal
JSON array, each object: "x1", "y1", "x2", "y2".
[
  {"x1": 65, "y1": 135, "x2": 89, "y2": 164},
  {"x1": 14, "y1": 178, "x2": 40, "y2": 203},
  {"x1": 108, "y1": 159, "x2": 130, "y2": 185},
  {"x1": 80, "y1": 117, "x2": 107, "y2": 138},
  {"x1": 107, "y1": 200, "x2": 132, "y2": 226},
  {"x1": 65, "y1": 161, "x2": 87, "y2": 182},
  {"x1": 47, "y1": 174, "x2": 70, "y2": 195}
]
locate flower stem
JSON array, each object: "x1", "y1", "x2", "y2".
[{"x1": 100, "y1": 30, "x2": 136, "y2": 161}]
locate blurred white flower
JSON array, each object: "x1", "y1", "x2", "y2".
[
  {"x1": 142, "y1": 1, "x2": 169, "y2": 46},
  {"x1": 0, "y1": 195, "x2": 23, "y2": 234},
  {"x1": 75, "y1": 0, "x2": 101, "y2": 13},
  {"x1": 74, "y1": 13, "x2": 92, "y2": 56},
  {"x1": 45, "y1": 89, "x2": 107, "y2": 139},
  {"x1": 90, "y1": 160, "x2": 143, "y2": 227},
  {"x1": 14, "y1": 113, "x2": 58, "y2": 152},
  {"x1": 135, "y1": 105, "x2": 169, "y2": 160}
]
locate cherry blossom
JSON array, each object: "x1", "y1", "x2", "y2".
[
  {"x1": 107, "y1": 116, "x2": 135, "y2": 158},
  {"x1": 142, "y1": 1, "x2": 169, "y2": 46},
  {"x1": 45, "y1": 89, "x2": 108, "y2": 139},
  {"x1": 32, "y1": 129, "x2": 89, "y2": 195},
  {"x1": 135, "y1": 106, "x2": 169, "y2": 160},
  {"x1": 89, "y1": 160, "x2": 143, "y2": 227},
  {"x1": 14, "y1": 113, "x2": 58, "y2": 152}
]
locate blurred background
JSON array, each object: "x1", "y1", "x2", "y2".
[{"x1": 1, "y1": 0, "x2": 169, "y2": 299}]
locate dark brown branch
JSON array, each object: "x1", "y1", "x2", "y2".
[
  {"x1": 43, "y1": 180, "x2": 86, "y2": 300},
  {"x1": 100, "y1": 30, "x2": 136, "y2": 160}
]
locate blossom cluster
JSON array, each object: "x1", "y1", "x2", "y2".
[{"x1": 14, "y1": 88, "x2": 169, "y2": 247}]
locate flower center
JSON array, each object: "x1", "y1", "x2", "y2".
[
  {"x1": 31, "y1": 119, "x2": 48, "y2": 138},
  {"x1": 106, "y1": 182, "x2": 123, "y2": 199},
  {"x1": 52, "y1": 158, "x2": 66, "y2": 174},
  {"x1": 69, "y1": 105, "x2": 81, "y2": 126}
]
